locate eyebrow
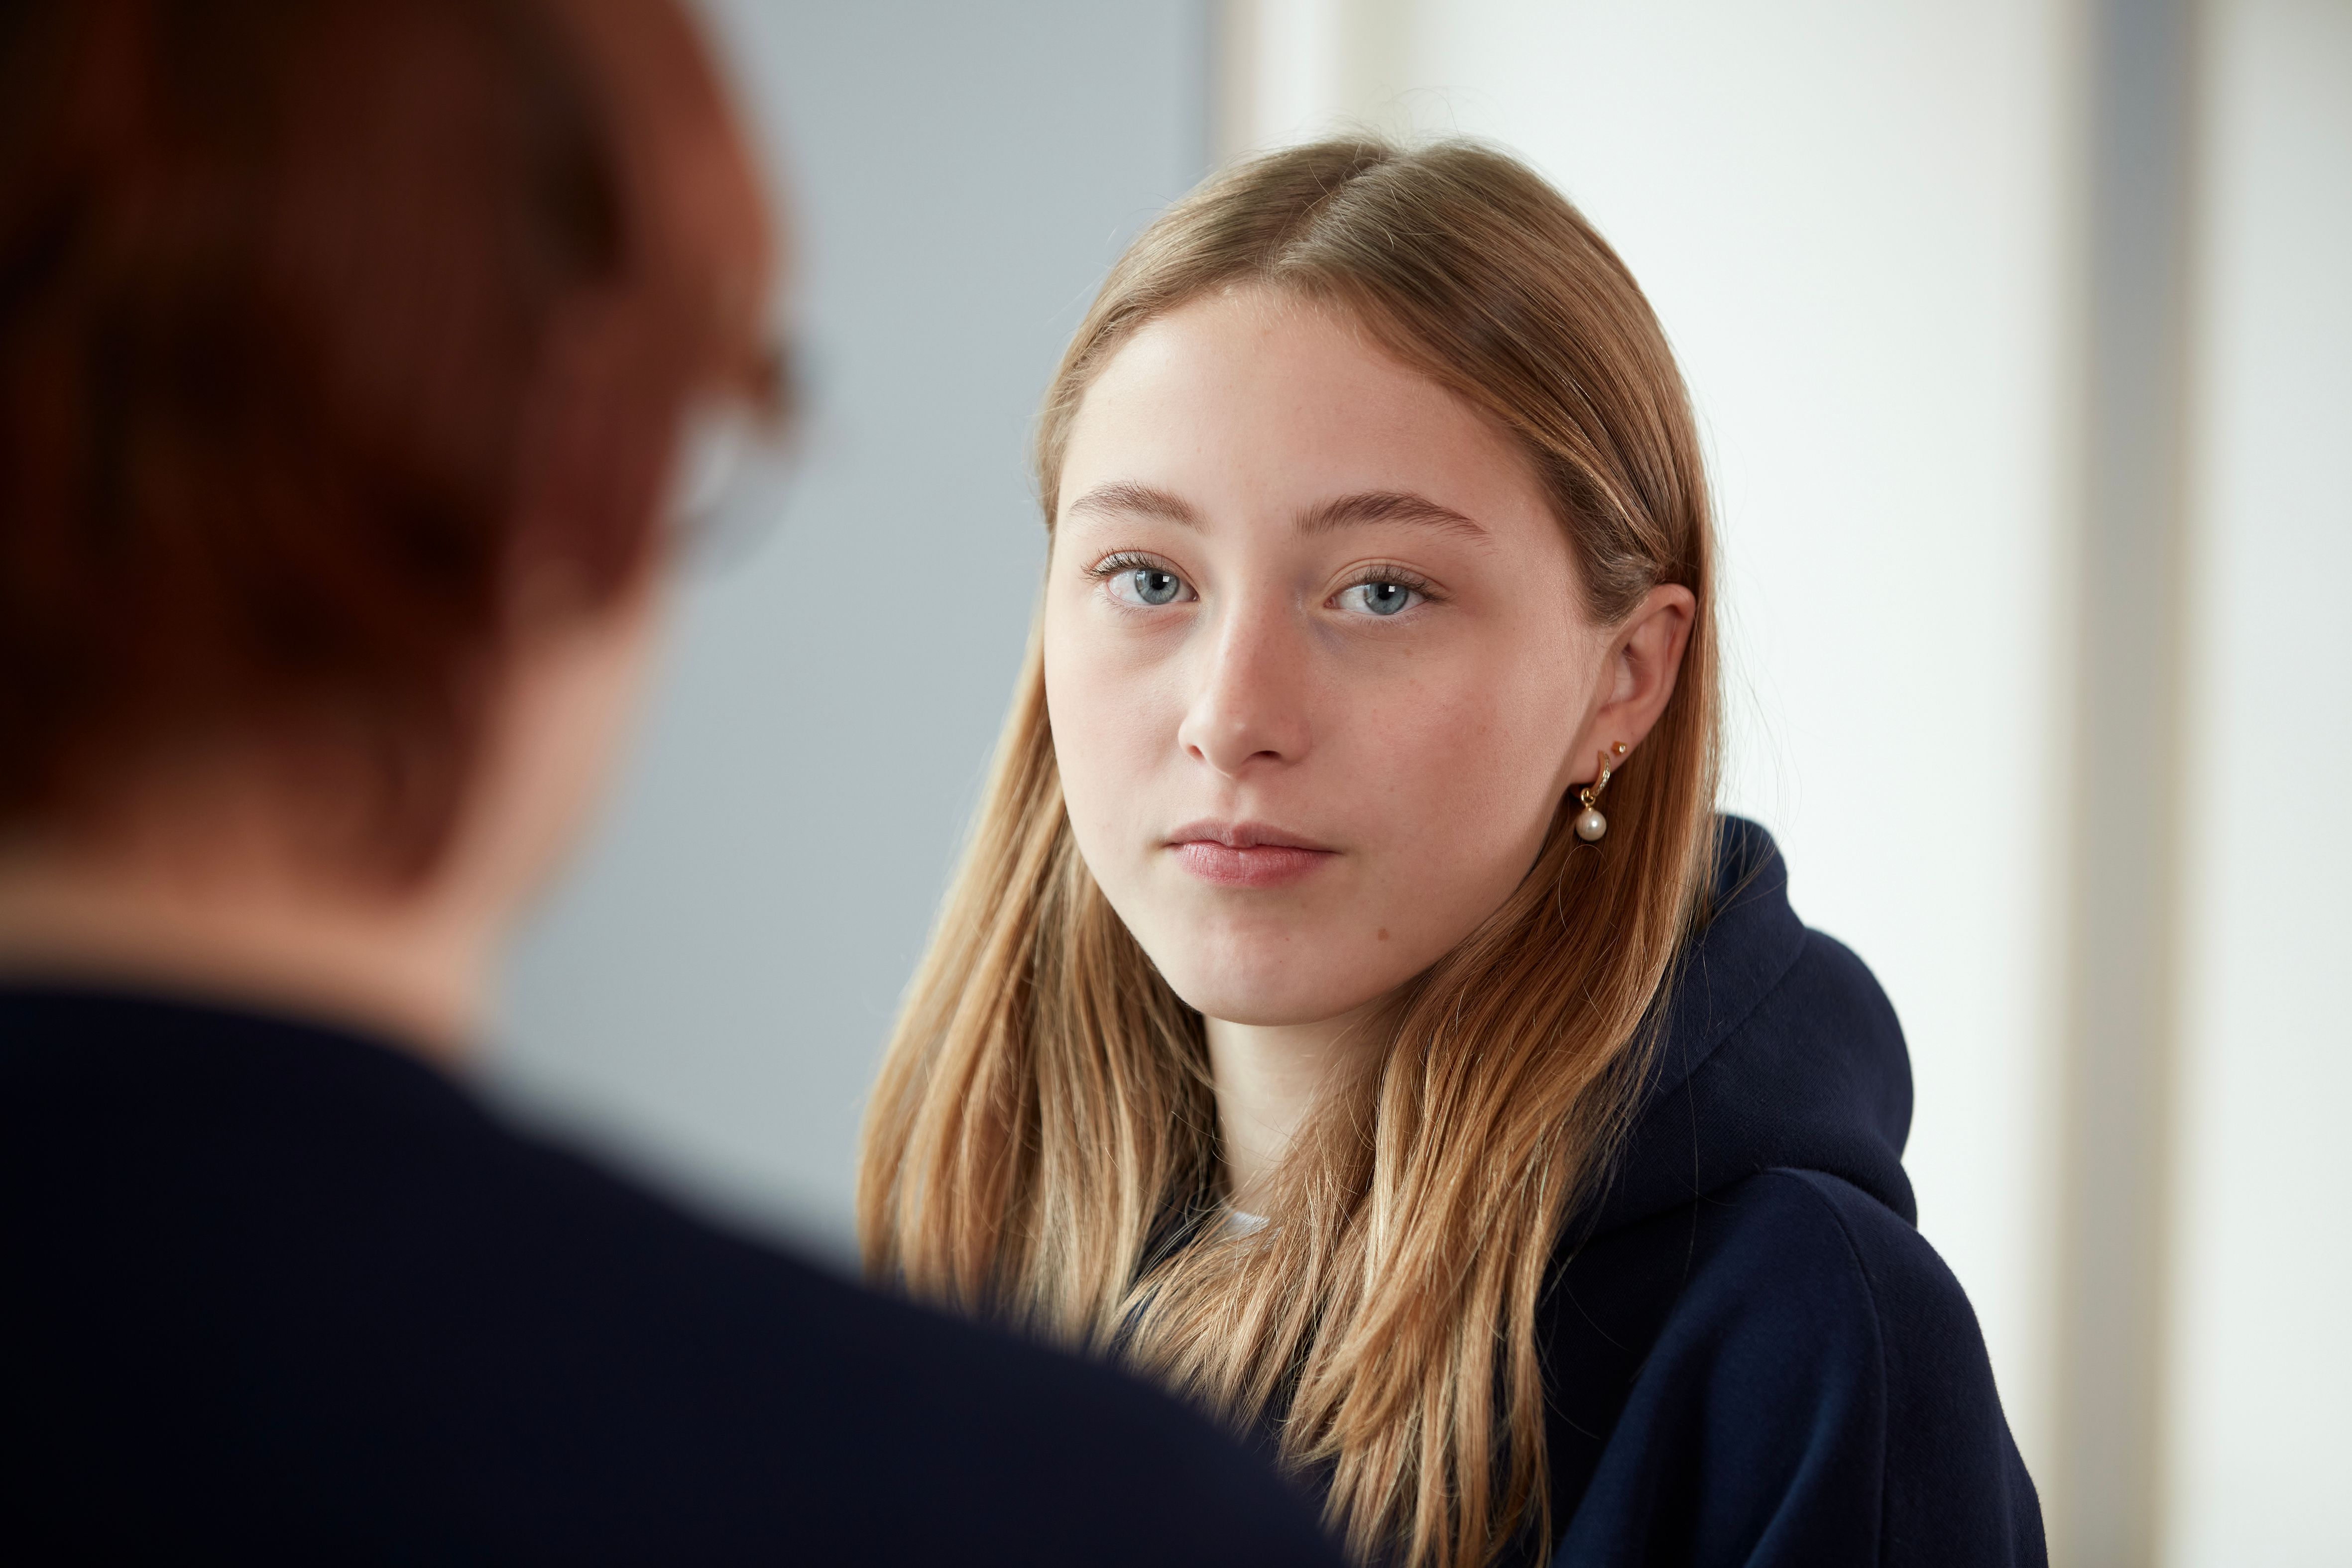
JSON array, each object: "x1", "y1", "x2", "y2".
[
  {"x1": 1063, "y1": 481, "x2": 1487, "y2": 542},
  {"x1": 1063, "y1": 481, "x2": 1201, "y2": 527},
  {"x1": 1295, "y1": 490, "x2": 1488, "y2": 542}
]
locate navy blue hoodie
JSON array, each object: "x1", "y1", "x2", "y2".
[{"x1": 1527, "y1": 817, "x2": 2045, "y2": 1564}]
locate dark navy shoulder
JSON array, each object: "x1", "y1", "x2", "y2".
[
  {"x1": 1538, "y1": 1170, "x2": 2042, "y2": 1565},
  {"x1": 0, "y1": 988, "x2": 1344, "y2": 1567}
]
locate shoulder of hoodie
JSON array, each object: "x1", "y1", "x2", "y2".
[
  {"x1": 1668, "y1": 1165, "x2": 1984, "y2": 1391},
  {"x1": 1630, "y1": 920, "x2": 2003, "y2": 1456},
  {"x1": 1630, "y1": 1027, "x2": 2031, "y2": 1551},
  {"x1": 1590, "y1": 1168, "x2": 2038, "y2": 1565},
  {"x1": 1660, "y1": 918, "x2": 1971, "y2": 1388}
]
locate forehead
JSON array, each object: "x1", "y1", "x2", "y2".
[{"x1": 1058, "y1": 287, "x2": 1541, "y2": 530}]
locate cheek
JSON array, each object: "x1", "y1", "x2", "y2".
[
  {"x1": 1296, "y1": 651, "x2": 1584, "y2": 985},
  {"x1": 1355, "y1": 664, "x2": 1577, "y2": 879},
  {"x1": 1202, "y1": 655, "x2": 1581, "y2": 1026},
  {"x1": 1042, "y1": 606, "x2": 1170, "y2": 858}
]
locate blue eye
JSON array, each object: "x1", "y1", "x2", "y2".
[
  {"x1": 1101, "y1": 559, "x2": 1191, "y2": 606},
  {"x1": 1346, "y1": 580, "x2": 1416, "y2": 616}
]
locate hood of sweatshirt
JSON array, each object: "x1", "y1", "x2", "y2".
[{"x1": 1577, "y1": 814, "x2": 1916, "y2": 1241}]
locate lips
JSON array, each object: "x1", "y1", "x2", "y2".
[{"x1": 1165, "y1": 820, "x2": 1336, "y2": 890}]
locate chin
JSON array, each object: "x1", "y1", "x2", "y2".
[
  {"x1": 1155, "y1": 948, "x2": 1385, "y2": 1029},
  {"x1": 1173, "y1": 987, "x2": 1357, "y2": 1029}
]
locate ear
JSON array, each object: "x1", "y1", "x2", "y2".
[{"x1": 1566, "y1": 583, "x2": 1695, "y2": 786}]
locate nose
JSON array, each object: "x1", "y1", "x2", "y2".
[{"x1": 1176, "y1": 598, "x2": 1311, "y2": 777}]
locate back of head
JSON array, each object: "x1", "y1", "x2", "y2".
[{"x1": 0, "y1": 0, "x2": 770, "y2": 877}]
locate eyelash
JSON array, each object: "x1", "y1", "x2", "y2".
[
  {"x1": 1336, "y1": 562, "x2": 1440, "y2": 604},
  {"x1": 1086, "y1": 550, "x2": 1171, "y2": 582}
]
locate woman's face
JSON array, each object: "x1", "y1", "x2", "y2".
[{"x1": 1043, "y1": 287, "x2": 1638, "y2": 1029}]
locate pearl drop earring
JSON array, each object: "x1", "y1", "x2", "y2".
[{"x1": 1575, "y1": 742, "x2": 1630, "y2": 843}]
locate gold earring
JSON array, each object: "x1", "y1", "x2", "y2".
[{"x1": 1575, "y1": 750, "x2": 1616, "y2": 843}]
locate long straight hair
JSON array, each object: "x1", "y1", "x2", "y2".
[{"x1": 859, "y1": 139, "x2": 1720, "y2": 1568}]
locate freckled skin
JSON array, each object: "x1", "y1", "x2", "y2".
[{"x1": 1042, "y1": 289, "x2": 1617, "y2": 1028}]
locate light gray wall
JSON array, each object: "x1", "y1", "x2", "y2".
[{"x1": 485, "y1": 1, "x2": 1211, "y2": 1260}]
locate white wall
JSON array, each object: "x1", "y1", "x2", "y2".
[
  {"x1": 1227, "y1": 0, "x2": 2077, "y2": 1475},
  {"x1": 2165, "y1": 0, "x2": 2352, "y2": 1561}
]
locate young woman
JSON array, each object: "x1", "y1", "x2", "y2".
[{"x1": 860, "y1": 140, "x2": 2043, "y2": 1568}]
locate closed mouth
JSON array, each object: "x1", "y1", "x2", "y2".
[{"x1": 1165, "y1": 821, "x2": 1336, "y2": 888}]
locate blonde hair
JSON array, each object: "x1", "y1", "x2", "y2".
[{"x1": 858, "y1": 139, "x2": 1720, "y2": 1568}]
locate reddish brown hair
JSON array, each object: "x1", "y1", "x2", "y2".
[{"x1": 0, "y1": 0, "x2": 770, "y2": 872}]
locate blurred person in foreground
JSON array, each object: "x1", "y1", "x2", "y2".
[{"x1": 0, "y1": 3, "x2": 1346, "y2": 1563}]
